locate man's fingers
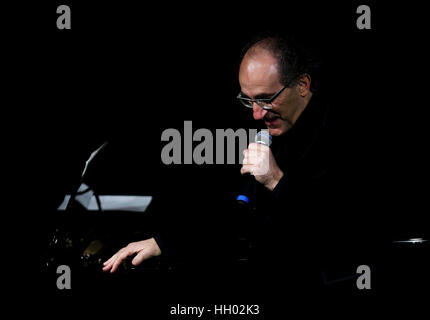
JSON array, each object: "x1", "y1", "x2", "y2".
[
  {"x1": 242, "y1": 149, "x2": 250, "y2": 165},
  {"x1": 131, "y1": 250, "x2": 150, "y2": 266},
  {"x1": 109, "y1": 250, "x2": 132, "y2": 273},
  {"x1": 110, "y1": 258, "x2": 122, "y2": 273},
  {"x1": 103, "y1": 246, "x2": 136, "y2": 272},
  {"x1": 103, "y1": 255, "x2": 116, "y2": 266},
  {"x1": 102, "y1": 239, "x2": 161, "y2": 273},
  {"x1": 247, "y1": 149, "x2": 267, "y2": 160},
  {"x1": 242, "y1": 155, "x2": 251, "y2": 165},
  {"x1": 243, "y1": 148, "x2": 263, "y2": 159},
  {"x1": 102, "y1": 264, "x2": 112, "y2": 271},
  {"x1": 248, "y1": 143, "x2": 267, "y2": 151},
  {"x1": 241, "y1": 164, "x2": 256, "y2": 175},
  {"x1": 102, "y1": 256, "x2": 118, "y2": 271},
  {"x1": 103, "y1": 258, "x2": 116, "y2": 270},
  {"x1": 102, "y1": 256, "x2": 116, "y2": 271}
]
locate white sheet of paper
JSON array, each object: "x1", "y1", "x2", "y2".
[{"x1": 57, "y1": 193, "x2": 152, "y2": 212}]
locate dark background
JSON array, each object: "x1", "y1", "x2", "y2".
[
  {"x1": 6, "y1": 0, "x2": 429, "y2": 315},
  {"x1": 29, "y1": 1, "x2": 429, "y2": 233}
]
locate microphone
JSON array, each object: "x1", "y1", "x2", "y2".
[{"x1": 236, "y1": 131, "x2": 272, "y2": 205}]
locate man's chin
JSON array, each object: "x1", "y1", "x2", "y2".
[
  {"x1": 268, "y1": 127, "x2": 284, "y2": 136},
  {"x1": 267, "y1": 122, "x2": 290, "y2": 136}
]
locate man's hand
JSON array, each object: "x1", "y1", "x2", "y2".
[
  {"x1": 102, "y1": 237, "x2": 161, "y2": 273},
  {"x1": 241, "y1": 143, "x2": 284, "y2": 191}
]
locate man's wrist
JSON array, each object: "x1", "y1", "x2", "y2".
[{"x1": 266, "y1": 170, "x2": 284, "y2": 191}]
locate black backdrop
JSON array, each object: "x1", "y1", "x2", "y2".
[
  {"x1": 8, "y1": 0, "x2": 430, "y2": 315},
  {"x1": 31, "y1": 1, "x2": 428, "y2": 240}
]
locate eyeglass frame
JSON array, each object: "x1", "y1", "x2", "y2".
[{"x1": 236, "y1": 85, "x2": 288, "y2": 110}]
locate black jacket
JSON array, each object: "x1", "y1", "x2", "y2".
[{"x1": 246, "y1": 93, "x2": 335, "y2": 283}]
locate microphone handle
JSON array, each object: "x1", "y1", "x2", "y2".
[{"x1": 236, "y1": 173, "x2": 257, "y2": 205}]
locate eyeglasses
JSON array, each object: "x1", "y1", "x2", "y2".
[{"x1": 237, "y1": 86, "x2": 287, "y2": 110}]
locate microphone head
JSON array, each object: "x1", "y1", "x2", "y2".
[{"x1": 255, "y1": 130, "x2": 272, "y2": 146}]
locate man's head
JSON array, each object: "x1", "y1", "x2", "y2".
[{"x1": 238, "y1": 35, "x2": 318, "y2": 136}]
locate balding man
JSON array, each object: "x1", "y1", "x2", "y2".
[
  {"x1": 104, "y1": 34, "x2": 332, "y2": 281},
  {"x1": 237, "y1": 34, "x2": 332, "y2": 285}
]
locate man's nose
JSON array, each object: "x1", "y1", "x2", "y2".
[{"x1": 253, "y1": 103, "x2": 268, "y2": 120}]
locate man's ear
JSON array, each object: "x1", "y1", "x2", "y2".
[{"x1": 297, "y1": 74, "x2": 311, "y2": 97}]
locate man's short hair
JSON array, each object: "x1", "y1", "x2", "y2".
[{"x1": 241, "y1": 33, "x2": 321, "y2": 93}]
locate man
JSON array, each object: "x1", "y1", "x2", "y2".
[
  {"x1": 235, "y1": 34, "x2": 333, "y2": 289},
  {"x1": 103, "y1": 34, "x2": 331, "y2": 276},
  {"x1": 238, "y1": 35, "x2": 322, "y2": 189}
]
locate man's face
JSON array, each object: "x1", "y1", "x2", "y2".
[{"x1": 239, "y1": 49, "x2": 304, "y2": 136}]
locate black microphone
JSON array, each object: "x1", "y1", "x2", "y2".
[{"x1": 236, "y1": 131, "x2": 272, "y2": 205}]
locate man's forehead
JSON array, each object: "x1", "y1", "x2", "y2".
[{"x1": 239, "y1": 50, "x2": 280, "y2": 95}]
